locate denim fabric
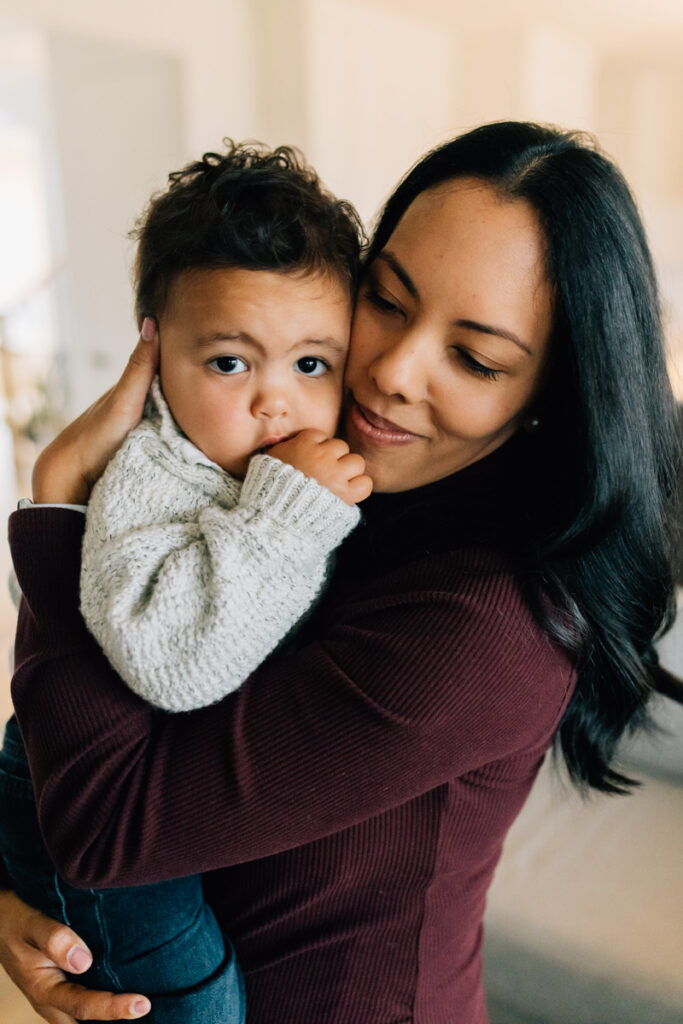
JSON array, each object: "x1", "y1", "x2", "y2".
[{"x1": 0, "y1": 716, "x2": 245, "y2": 1024}]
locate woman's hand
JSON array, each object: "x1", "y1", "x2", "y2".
[
  {"x1": 32, "y1": 319, "x2": 159, "y2": 505},
  {"x1": 0, "y1": 890, "x2": 151, "y2": 1023}
]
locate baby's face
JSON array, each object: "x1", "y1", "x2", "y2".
[{"x1": 158, "y1": 267, "x2": 352, "y2": 477}]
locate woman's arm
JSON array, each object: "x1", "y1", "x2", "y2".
[
  {"x1": 10, "y1": 327, "x2": 572, "y2": 888},
  {"x1": 0, "y1": 891, "x2": 151, "y2": 1022},
  {"x1": 31, "y1": 320, "x2": 159, "y2": 505},
  {"x1": 10, "y1": 504, "x2": 573, "y2": 890},
  {"x1": 0, "y1": 328, "x2": 159, "y2": 1022}
]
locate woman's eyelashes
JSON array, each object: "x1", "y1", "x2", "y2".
[
  {"x1": 454, "y1": 348, "x2": 501, "y2": 381},
  {"x1": 363, "y1": 287, "x2": 501, "y2": 382},
  {"x1": 363, "y1": 286, "x2": 403, "y2": 316}
]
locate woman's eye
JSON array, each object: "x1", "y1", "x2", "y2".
[
  {"x1": 455, "y1": 349, "x2": 500, "y2": 381},
  {"x1": 209, "y1": 355, "x2": 248, "y2": 375},
  {"x1": 294, "y1": 356, "x2": 329, "y2": 377},
  {"x1": 364, "y1": 288, "x2": 402, "y2": 316}
]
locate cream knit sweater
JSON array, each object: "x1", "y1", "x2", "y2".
[{"x1": 79, "y1": 378, "x2": 360, "y2": 712}]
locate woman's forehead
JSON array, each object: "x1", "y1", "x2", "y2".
[
  {"x1": 381, "y1": 179, "x2": 554, "y2": 353},
  {"x1": 391, "y1": 178, "x2": 544, "y2": 261}
]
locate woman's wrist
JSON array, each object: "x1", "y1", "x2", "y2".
[
  {"x1": 32, "y1": 439, "x2": 91, "y2": 505},
  {"x1": 30, "y1": 324, "x2": 160, "y2": 506}
]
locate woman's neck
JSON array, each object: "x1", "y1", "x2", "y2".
[{"x1": 334, "y1": 431, "x2": 538, "y2": 587}]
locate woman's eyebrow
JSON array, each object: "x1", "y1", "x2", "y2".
[
  {"x1": 455, "y1": 319, "x2": 532, "y2": 356},
  {"x1": 377, "y1": 251, "x2": 531, "y2": 355},
  {"x1": 376, "y1": 252, "x2": 419, "y2": 299}
]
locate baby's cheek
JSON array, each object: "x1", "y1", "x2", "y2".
[
  {"x1": 186, "y1": 404, "x2": 246, "y2": 456},
  {"x1": 317, "y1": 381, "x2": 345, "y2": 429}
]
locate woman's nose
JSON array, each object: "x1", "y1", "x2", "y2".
[{"x1": 369, "y1": 332, "x2": 428, "y2": 404}]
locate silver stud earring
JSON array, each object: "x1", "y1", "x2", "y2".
[{"x1": 524, "y1": 415, "x2": 541, "y2": 432}]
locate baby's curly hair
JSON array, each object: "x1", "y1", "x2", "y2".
[{"x1": 132, "y1": 141, "x2": 365, "y2": 323}]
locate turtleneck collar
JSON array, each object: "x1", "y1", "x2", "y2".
[{"x1": 333, "y1": 430, "x2": 544, "y2": 592}]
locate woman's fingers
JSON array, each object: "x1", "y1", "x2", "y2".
[
  {"x1": 0, "y1": 895, "x2": 150, "y2": 1023},
  {"x1": 108, "y1": 318, "x2": 160, "y2": 422},
  {"x1": 33, "y1": 974, "x2": 151, "y2": 1023},
  {"x1": 24, "y1": 961, "x2": 150, "y2": 1023},
  {"x1": 32, "y1": 323, "x2": 160, "y2": 504},
  {"x1": 16, "y1": 902, "x2": 94, "y2": 974}
]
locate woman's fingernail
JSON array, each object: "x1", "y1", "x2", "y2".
[
  {"x1": 130, "y1": 997, "x2": 151, "y2": 1016},
  {"x1": 141, "y1": 317, "x2": 155, "y2": 341},
  {"x1": 66, "y1": 944, "x2": 92, "y2": 972}
]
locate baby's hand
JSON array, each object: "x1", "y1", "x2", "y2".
[{"x1": 269, "y1": 430, "x2": 373, "y2": 505}]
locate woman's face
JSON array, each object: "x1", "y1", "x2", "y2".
[{"x1": 344, "y1": 177, "x2": 554, "y2": 492}]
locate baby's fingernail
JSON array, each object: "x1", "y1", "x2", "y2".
[
  {"x1": 66, "y1": 944, "x2": 92, "y2": 972},
  {"x1": 130, "y1": 997, "x2": 151, "y2": 1016},
  {"x1": 141, "y1": 317, "x2": 155, "y2": 341}
]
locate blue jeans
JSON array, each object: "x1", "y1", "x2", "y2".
[{"x1": 0, "y1": 716, "x2": 245, "y2": 1024}]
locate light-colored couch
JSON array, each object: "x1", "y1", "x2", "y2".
[{"x1": 483, "y1": 593, "x2": 683, "y2": 1024}]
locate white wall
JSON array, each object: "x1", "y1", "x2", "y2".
[
  {"x1": 0, "y1": 0, "x2": 256, "y2": 152},
  {"x1": 47, "y1": 34, "x2": 185, "y2": 407},
  {"x1": 456, "y1": 26, "x2": 596, "y2": 131},
  {"x1": 0, "y1": 0, "x2": 259, "y2": 409},
  {"x1": 306, "y1": 0, "x2": 456, "y2": 226},
  {"x1": 1, "y1": 0, "x2": 682, "y2": 402}
]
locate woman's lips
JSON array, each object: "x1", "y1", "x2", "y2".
[{"x1": 348, "y1": 400, "x2": 421, "y2": 446}]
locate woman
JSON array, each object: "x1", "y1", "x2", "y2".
[{"x1": 0, "y1": 122, "x2": 678, "y2": 1024}]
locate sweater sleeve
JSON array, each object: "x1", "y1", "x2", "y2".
[
  {"x1": 9, "y1": 508, "x2": 573, "y2": 890},
  {"x1": 80, "y1": 445, "x2": 359, "y2": 711}
]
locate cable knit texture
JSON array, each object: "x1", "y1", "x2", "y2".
[{"x1": 79, "y1": 377, "x2": 360, "y2": 711}]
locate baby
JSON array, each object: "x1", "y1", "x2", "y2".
[
  {"x1": 0, "y1": 142, "x2": 370, "y2": 1023},
  {"x1": 80, "y1": 144, "x2": 370, "y2": 711}
]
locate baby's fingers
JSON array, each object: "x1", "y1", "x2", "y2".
[
  {"x1": 345, "y1": 473, "x2": 373, "y2": 503},
  {"x1": 337, "y1": 452, "x2": 367, "y2": 479}
]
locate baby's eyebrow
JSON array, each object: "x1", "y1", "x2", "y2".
[
  {"x1": 193, "y1": 333, "x2": 347, "y2": 355},
  {"x1": 194, "y1": 332, "x2": 249, "y2": 348},
  {"x1": 288, "y1": 337, "x2": 347, "y2": 354}
]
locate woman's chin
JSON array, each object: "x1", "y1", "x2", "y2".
[{"x1": 359, "y1": 449, "x2": 429, "y2": 493}]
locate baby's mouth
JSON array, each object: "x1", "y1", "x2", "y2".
[{"x1": 253, "y1": 434, "x2": 292, "y2": 455}]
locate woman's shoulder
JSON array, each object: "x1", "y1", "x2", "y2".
[
  {"x1": 327, "y1": 544, "x2": 575, "y2": 743},
  {"x1": 346, "y1": 544, "x2": 529, "y2": 610}
]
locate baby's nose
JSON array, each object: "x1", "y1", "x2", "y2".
[{"x1": 251, "y1": 387, "x2": 289, "y2": 419}]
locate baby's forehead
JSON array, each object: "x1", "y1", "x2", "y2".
[
  {"x1": 188, "y1": 330, "x2": 349, "y2": 359},
  {"x1": 160, "y1": 267, "x2": 352, "y2": 358},
  {"x1": 166, "y1": 266, "x2": 352, "y2": 315}
]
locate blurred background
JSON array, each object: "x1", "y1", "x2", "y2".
[{"x1": 0, "y1": 1, "x2": 681, "y2": 1022}]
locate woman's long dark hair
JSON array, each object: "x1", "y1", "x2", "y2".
[{"x1": 367, "y1": 121, "x2": 680, "y2": 793}]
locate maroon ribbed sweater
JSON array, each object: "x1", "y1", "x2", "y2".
[{"x1": 8, "y1": 444, "x2": 575, "y2": 1023}]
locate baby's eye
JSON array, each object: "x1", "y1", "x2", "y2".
[
  {"x1": 294, "y1": 356, "x2": 329, "y2": 377},
  {"x1": 209, "y1": 355, "x2": 248, "y2": 375}
]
